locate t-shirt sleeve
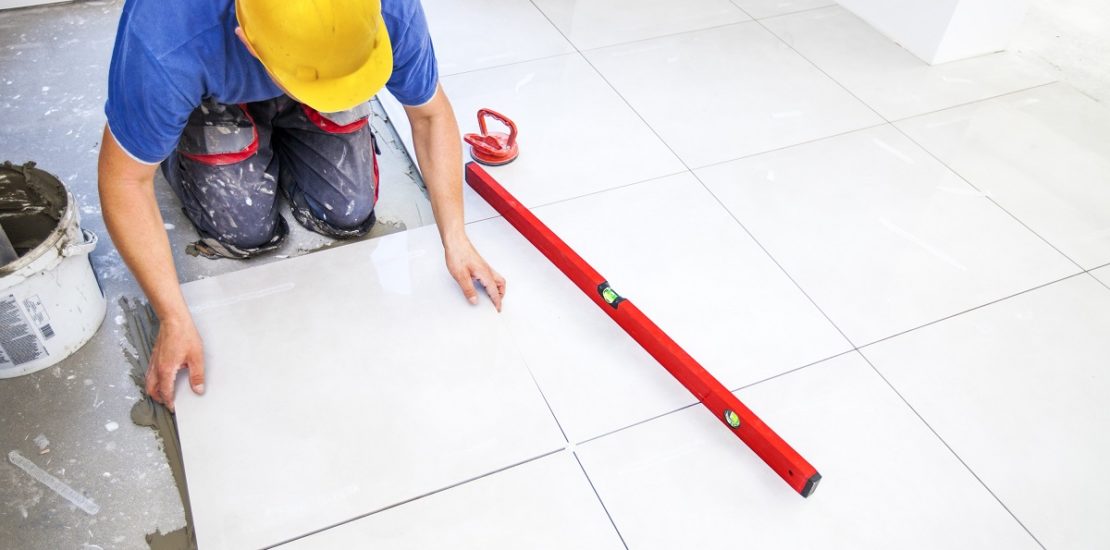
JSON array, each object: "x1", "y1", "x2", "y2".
[
  {"x1": 384, "y1": 2, "x2": 440, "y2": 106},
  {"x1": 104, "y1": 29, "x2": 197, "y2": 164}
]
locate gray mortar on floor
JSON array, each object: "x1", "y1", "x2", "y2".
[{"x1": 0, "y1": 2, "x2": 432, "y2": 548}]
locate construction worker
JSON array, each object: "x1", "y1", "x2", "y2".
[{"x1": 97, "y1": 0, "x2": 506, "y2": 411}]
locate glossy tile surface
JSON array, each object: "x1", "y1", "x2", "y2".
[
  {"x1": 763, "y1": 7, "x2": 1055, "y2": 120},
  {"x1": 575, "y1": 353, "x2": 1040, "y2": 550},
  {"x1": 698, "y1": 125, "x2": 1078, "y2": 345},
  {"x1": 585, "y1": 23, "x2": 883, "y2": 168},
  {"x1": 863, "y1": 275, "x2": 1110, "y2": 550},
  {"x1": 419, "y1": 0, "x2": 573, "y2": 76},
  {"x1": 532, "y1": 0, "x2": 750, "y2": 50},
  {"x1": 279, "y1": 452, "x2": 624, "y2": 549},
  {"x1": 897, "y1": 83, "x2": 1110, "y2": 269},
  {"x1": 731, "y1": 0, "x2": 834, "y2": 19},
  {"x1": 174, "y1": 226, "x2": 565, "y2": 550},
  {"x1": 384, "y1": 54, "x2": 686, "y2": 222},
  {"x1": 471, "y1": 173, "x2": 850, "y2": 442}
]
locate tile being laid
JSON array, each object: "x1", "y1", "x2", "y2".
[
  {"x1": 174, "y1": 225, "x2": 566, "y2": 550},
  {"x1": 762, "y1": 7, "x2": 1056, "y2": 121},
  {"x1": 730, "y1": 0, "x2": 834, "y2": 19},
  {"x1": 897, "y1": 83, "x2": 1110, "y2": 269},
  {"x1": 697, "y1": 125, "x2": 1078, "y2": 345},
  {"x1": 468, "y1": 172, "x2": 850, "y2": 442},
  {"x1": 418, "y1": 0, "x2": 573, "y2": 76},
  {"x1": 531, "y1": 0, "x2": 750, "y2": 51},
  {"x1": 382, "y1": 54, "x2": 686, "y2": 223},
  {"x1": 279, "y1": 452, "x2": 625, "y2": 549},
  {"x1": 584, "y1": 22, "x2": 883, "y2": 168},
  {"x1": 575, "y1": 353, "x2": 1041, "y2": 550},
  {"x1": 862, "y1": 275, "x2": 1110, "y2": 550}
]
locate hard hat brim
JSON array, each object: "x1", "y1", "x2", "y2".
[{"x1": 265, "y1": 15, "x2": 394, "y2": 114}]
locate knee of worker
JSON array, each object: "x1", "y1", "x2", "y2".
[
  {"x1": 170, "y1": 162, "x2": 283, "y2": 249},
  {"x1": 282, "y1": 165, "x2": 377, "y2": 231}
]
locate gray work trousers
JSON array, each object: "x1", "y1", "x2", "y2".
[{"x1": 161, "y1": 96, "x2": 380, "y2": 259}]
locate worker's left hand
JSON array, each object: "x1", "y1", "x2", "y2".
[{"x1": 444, "y1": 235, "x2": 506, "y2": 311}]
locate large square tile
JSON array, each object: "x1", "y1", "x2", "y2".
[
  {"x1": 279, "y1": 452, "x2": 624, "y2": 549},
  {"x1": 731, "y1": 0, "x2": 833, "y2": 19},
  {"x1": 575, "y1": 353, "x2": 1040, "y2": 550},
  {"x1": 420, "y1": 0, "x2": 573, "y2": 76},
  {"x1": 532, "y1": 0, "x2": 750, "y2": 50},
  {"x1": 763, "y1": 7, "x2": 1055, "y2": 120},
  {"x1": 382, "y1": 54, "x2": 686, "y2": 223},
  {"x1": 862, "y1": 275, "x2": 1110, "y2": 550},
  {"x1": 697, "y1": 125, "x2": 1078, "y2": 345},
  {"x1": 897, "y1": 83, "x2": 1110, "y2": 269},
  {"x1": 174, "y1": 226, "x2": 566, "y2": 550},
  {"x1": 470, "y1": 172, "x2": 850, "y2": 442},
  {"x1": 585, "y1": 23, "x2": 882, "y2": 168}
]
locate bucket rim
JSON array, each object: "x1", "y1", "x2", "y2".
[{"x1": 0, "y1": 161, "x2": 75, "y2": 277}]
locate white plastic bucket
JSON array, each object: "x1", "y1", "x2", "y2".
[{"x1": 0, "y1": 161, "x2": 106, "y2": 378}]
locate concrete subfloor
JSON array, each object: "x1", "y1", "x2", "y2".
[
  {"x1": 0, "y1": 2, "x2": 432, "y2": 549},
  {"x1": 0, "y1": 0, "x2": 1107, "y2": 549}
]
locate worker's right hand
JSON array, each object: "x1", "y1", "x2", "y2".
[{"x1": 145, "y1": 316, "x2": 206, "y2": 412}]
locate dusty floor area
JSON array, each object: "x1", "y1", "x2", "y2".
[{"x1": 0, "y1": 2, "x2": 431, "y2": 549}]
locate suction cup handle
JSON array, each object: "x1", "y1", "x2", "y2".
[{"x1": 476, "y1": 108, "x2": 518, "y2": 148}]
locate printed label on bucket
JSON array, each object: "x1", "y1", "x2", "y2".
[
  {"x1": 0, "y1": 294, "x2": 48, "y2": 367},
  {"x1": 23, "y1": 295, "x2": 54, "y2": 340}
]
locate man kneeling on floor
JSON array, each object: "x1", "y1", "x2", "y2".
[{"x1": 97, "y1": 0, "x2": 506, "y2": 411}]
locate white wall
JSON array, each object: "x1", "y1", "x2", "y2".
[{"x1": 837, "y1": 0, "x2": 1029, "y2": 64}]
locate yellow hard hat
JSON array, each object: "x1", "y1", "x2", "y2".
[{"x1": 236, "y1": 0, "x2": 393, "y2": 113}]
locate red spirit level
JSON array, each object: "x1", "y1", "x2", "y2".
[{"x1": 465, "y1": 162, "x2": 821, "y2": 497}]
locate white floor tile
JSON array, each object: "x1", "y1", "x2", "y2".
[
  {"x1": 383, "y1": 54, "x2": 686, "y2": 223},
  {"x1": 469, "y1": 173, "x2": 850, "y2": 442},
  {"x1": 532, "y1": 0, "x2": 750, "y2": 51},
  {"x1": 897, "y1": 83, "x2": 1110, "y2": 269},
  {"x1": 575, "y1": 353, "x2": 1040, "y2": 550},
  {"x1": 697, "y1": 125, "x2": 1078, "y2": 345},
  {"x1": 1094, "y1": 265, "x2": 1110, "y2": 287},
  {"x1": 419, "y1": 0, "x2": 573, "y2": 76},
  {"x1": 279, "y1": 452, "x2": 624, "y2": 550},
  {"x1": 862, "y1": 275, "x2": 1110, "y2": 550},
  {"x1": 584, "y1": 23, "x2": 882, "y2": 168},
  {"x1": 174, "y1": 226, "x2": 566, "y2": 550},
  {"x1": 762, "y1": 7, "x2": 1056, "y2": 120},
  {"x1": 731, "y1": 0, "x2": 834, "y2": 19}
]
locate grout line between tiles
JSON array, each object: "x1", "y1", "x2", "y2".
[
  {"x1": 265, "y1": 448, "x2": 566, "y2": 550},
  {"x1": 729, "y1": 1, "x2": 838, "y2": 22},
  {"x1": 574, "y1": 348, "x2": 858, "y2": 449},
  {"x1": 438, "y1": 50, "x2": 579, "y2": 80},
  {"x1": 886, "y1": 80, "x2": 1060, "y2": 124},
  {"x1": 853, "y1": 350, "x2": 1049, "y2": 550},
  {"x1": 887, "y1": 120, "x2": 1087, "y2": 272},
  {"x1": 857, "y1": 271, "x2": 1087, "y2": 350},
  {"x1": 572, "y1": 452, "x2": 632, "y2": 550}
]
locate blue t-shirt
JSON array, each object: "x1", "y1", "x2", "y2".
[{"x1": 105, "y1": 0, "x2": 438, "y2": 164}]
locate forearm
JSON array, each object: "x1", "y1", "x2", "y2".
[
  {"x1": 406, "y1": 86, "x2": 467, "y2": 248},
  {"x1": 98, "y1": 129, "x2": 190, "y2": 325}
]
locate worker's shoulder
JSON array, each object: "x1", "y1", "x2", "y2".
[
  {"x1": 120, "y1": 0, "x2": 230, "y2": 59},
  {"x1": 381, "y1": 0, "x2": 425, "y2": 29}
]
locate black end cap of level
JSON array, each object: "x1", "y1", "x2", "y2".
[{"x1": 801, "y1": 472, "x2": 822, "y2": 498}]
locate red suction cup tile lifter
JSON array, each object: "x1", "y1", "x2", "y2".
[
  {"x1": 465, "y1": 162, "x2": 821, "y2": 498},
  {"x1": 464, "y1": 108, "x2": 519, "y2": 166}
]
